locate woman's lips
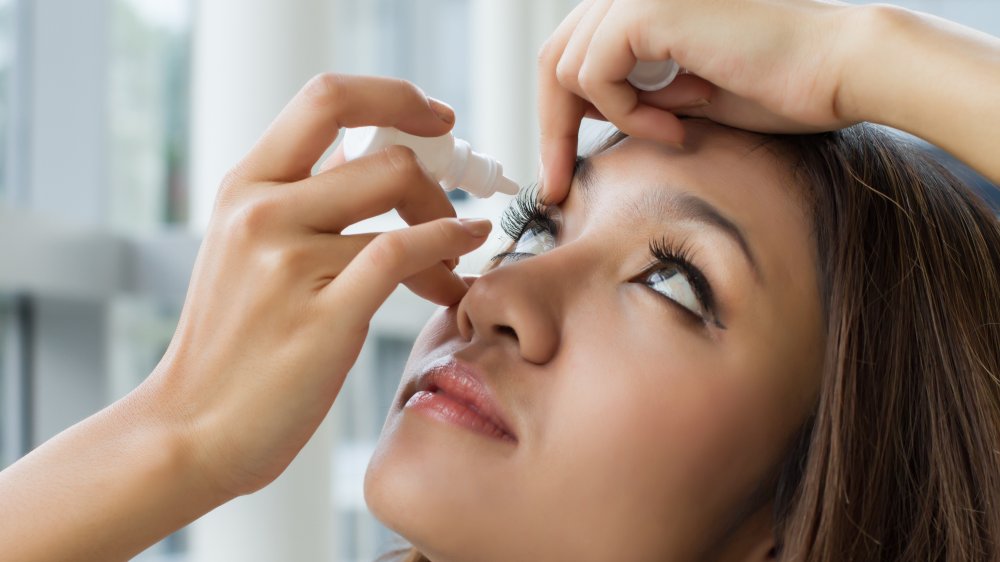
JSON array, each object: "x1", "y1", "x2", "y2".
[{"x1": 404, "y1": 360, "x2": 517, "y2": 443}]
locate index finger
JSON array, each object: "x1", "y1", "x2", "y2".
[
  {"x1": 537, "y1": 2, "x2": 593, "y2": 204},
  {"x1": 236, "y1": 74, "x2": 456, "y2": 184}
]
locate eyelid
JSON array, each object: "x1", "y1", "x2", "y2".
[{"x1": 646, "y1": 239, "x2": 725, "y2": 329}]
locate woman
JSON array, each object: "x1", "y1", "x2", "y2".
[
  {"x1": 370, "y1": 122, "x2": 1000, "y2": 561},
  {"x1": 1, "y1": 1, "x2": 998, "y2": 561}
]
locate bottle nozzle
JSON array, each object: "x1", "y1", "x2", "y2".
[{"x1": 493, "y1": 175, "x2": 520, "y2": 196}]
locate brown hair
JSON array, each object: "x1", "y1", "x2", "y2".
[
  {"x1": 381, "y1": 123, "x2": 1000, "y2": 561},
  {"x1": 771, "y1": 124, "x2": 1000, "y2": 561}
]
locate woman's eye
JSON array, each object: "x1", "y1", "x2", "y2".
[
  {"x1": 494, "y1": 226, "x2": 556, "y2": 265},
  {"x1": 641, "y1": 265, "x2": 706, "y2": 319},
  {"x1": 513, "y1": 227, "x2": 556, "y2": 256}
]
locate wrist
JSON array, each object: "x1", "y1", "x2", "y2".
[
  {"x1": 126, "y1": 374, "x2": 235, "y2": 508},
  {"x1": 0, "y1": 379, "x2": 231, "y2": 561},
  {"x1": 832, "y1": 3, "x2": 917, "y2": 125}
]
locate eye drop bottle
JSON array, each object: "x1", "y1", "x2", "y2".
[
  {"x1": 628, "y1": 59, "x2": 680, "y2": 91},
  {"x1": 341, "y1": 126, "x2": 520, "y2": 198}
]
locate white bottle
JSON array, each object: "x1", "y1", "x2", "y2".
[
  {"x1": 628, "y1": 59, "x2": 681, "y2": 91},
  {"x1": 341, "y1": 126, "x2": 520, "y2": 198}
]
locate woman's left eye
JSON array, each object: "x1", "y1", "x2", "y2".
[
  {"x1": 493, "y1": 225, "x2": 557, "y2": 265},
  {"x1": 639, "y1": 265, "x2": 706, "y2": 319}
]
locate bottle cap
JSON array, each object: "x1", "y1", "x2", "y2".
[{"x1": 627, "y1": 59, "x2": 680, "y2": 91}]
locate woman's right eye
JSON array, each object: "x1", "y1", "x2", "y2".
[{"x1": 492, "y1": 225, "x2": 557, "y2": 265}]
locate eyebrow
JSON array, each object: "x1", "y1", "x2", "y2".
[{"x1": 573, "y1": 156, "x2": 763, "y2": 283}]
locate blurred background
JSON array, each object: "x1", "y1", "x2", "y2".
[{"x1": 0, "y1": 1, "x2": 996, "y2": 561}]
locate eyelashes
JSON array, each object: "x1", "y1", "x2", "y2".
[
  {"x1": 646, "y1": 237, "x2": 723, "y2": 328},
  {"x1": 499, "y1": 184, "x2": 556, "y2": 241},
  {"x1": 493, "y1": 184, "x2": 723, "y2": 329}
]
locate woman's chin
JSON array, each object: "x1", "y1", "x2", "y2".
[{"x1": 363, "y1": 406, "x2": 522, "y2": 554}]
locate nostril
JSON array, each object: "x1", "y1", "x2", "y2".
[{"x1": 494, "y1": 325, "x2": 518, "y2": 342}]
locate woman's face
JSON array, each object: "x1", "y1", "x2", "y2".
[{"x1": 365, "y1": 121, "x2": 826, "y2": 562}]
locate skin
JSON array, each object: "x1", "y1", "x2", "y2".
[
  {"x1": 538, "y1": 0, "x2": 1000, "y2": 200},
  {"x1": 365, "y1": 121, "x2": 826, "y2": 561},
  {"x1": 0, "y1": 74, "x2": 492, "y2": 562}
]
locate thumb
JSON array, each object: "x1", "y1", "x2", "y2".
[{"x1": 326, "y1": 217, "x2": 493, "y2": 323}]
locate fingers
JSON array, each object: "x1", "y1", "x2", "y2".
[
  {"x1": 236, "y1": 74, "x2": 455, "y2": 184},
  {"x1": 556, "y1": 0, "x2": 614, "y2": 100},
  {"x1": 577, "y1": 75, "x2": 716, "y2": 124},
  {"x1": 328, "y1": 218, "x2": 493, "y2": 324},
  {"x1": 282, "y1": 145, "x2": 455, "y2": 233},
  {"x1": 537, "y1": 0, "x2": 594, "y2": 204},
  {"x1": 578, "y1": 12, "x2": 686, "y2": 144},
  {"x1": 402, "y1": 262, "x2": 471, "y2": 307},
  {"x1": 300, "y1": 233, "x2": 465, "y2": 306}
]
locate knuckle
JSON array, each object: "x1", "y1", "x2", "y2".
[
  {"x1": 272, "y1": 243, "x2": 311, "y2": 276},
  {"x1": 537, "y1": 38, "x2": 561, "y2": 68},
  {"x1": 391, "y1": 76, "x2": 425, "y2": 101},
  {"x1": 219, "y1": 166, "x2": 247, "y2": 192},
  {"x1": 433, "y1": 219, "x2": 456, "y2": 241},
  {"x1": 303, "y1": 72, "x2": 348, "y2": 107},
  {"x1": 227, "y1": 194, "x2": 283, "y2": 237},
  {"x1": 381, "y1": 144, "x2": 423, "y2": 176},
  {"x1": 554, "y1": 58, "x2": 578, "y2": 88},
  {"x1": 216, "y1": 161, "x2": 252, "y2": 203},
  {"x1": 577, "y1": 67, "x2": 600, "y2": 95},
  {"x1": 365, "y1": 232, "x2": 408, "y2": 272}
]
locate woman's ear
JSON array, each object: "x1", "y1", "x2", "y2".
[
  {"x1": 715, "y1": 500, "x2": 779, "y2": 562},
  {"x1": 740, "y1": 530, "x2": 778, "y2": 562}
]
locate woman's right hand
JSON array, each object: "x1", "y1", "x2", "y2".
[
  {"x1": 140, "y1": 74, "x2": 492, "y2": 499},
  {"x1": 538, "y1": 0, "x2": 867, "y2": 201}
]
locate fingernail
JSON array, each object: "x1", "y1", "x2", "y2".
[
  {"x1": 667, "y1": 141, "x2": 685, "y2": 151},
  {"x1": 444, "y1": 257, "x2": 460, "y2": 270},
  {"x1": 679, "y1": 98, "x2": 710, "y2": 110},
  {"x1": 458, "y1": 218, "x2": 492, "y2": 237},
  {"x1": 428, "y1": 97, "x2": 455, "y2": 124}
]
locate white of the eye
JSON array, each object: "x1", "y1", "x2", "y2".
[
  {"x1": 513, "y1": 228, "x2": 556, "y2": 256},
  {"x1": 647, "y1": 269, "x2": 704, "y2": 316}
]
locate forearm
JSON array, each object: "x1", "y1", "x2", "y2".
[
  {"x1": 0, "y1": 386, "x2": 227, "y2": 561},
  {"x1": 840, "y1": 4, "x2": 1000, "y2": 185}
]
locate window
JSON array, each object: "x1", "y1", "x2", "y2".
[
  {"x1": 333, "y1": 0, "x2": 473, "y2": 202},
  {"x1": 0, "y1": 0, "x2": 13, "y2": 199},
  {"x1": 0, "y1": 294, "x2": 28, "y2": 471},
  {"x1": 109, "y1": 0, "x2": 192, "y2": 233},
  {"x1": 0, "y1": 295, "x2": 9, "y2": 466},
  {"x1": 335, "y1": 333, "x2": 416, "y2": 562}
]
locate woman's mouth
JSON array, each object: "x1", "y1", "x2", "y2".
[{"x1": 403, "y1": 359, "x2": 517, "y2": 444}]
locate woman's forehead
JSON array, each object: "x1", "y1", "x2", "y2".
[
  {"x1": 567, "y1": 125, "x2": 809, "y2": 237},
  {"x1": 580, "y1": 125, "x2": 790, "y2": 204}
]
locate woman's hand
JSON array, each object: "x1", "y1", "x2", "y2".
[
  {"x1": 538, "y1": 0, "x2": 861, "y2": 201},
  {"x1": 0, "y1": 73, "x2": 494, "y2": 562},
  {"x1": 144, "y1": 74, "x2": 492, "y2": 498}
]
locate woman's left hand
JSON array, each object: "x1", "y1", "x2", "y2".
[{"x1": 537, "y1": 0, "x2": 862, "y2": 202}]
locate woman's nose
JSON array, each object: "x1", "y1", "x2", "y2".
[{"x1": 455, "y1": 267, "x2": 560, "y2": 364}]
